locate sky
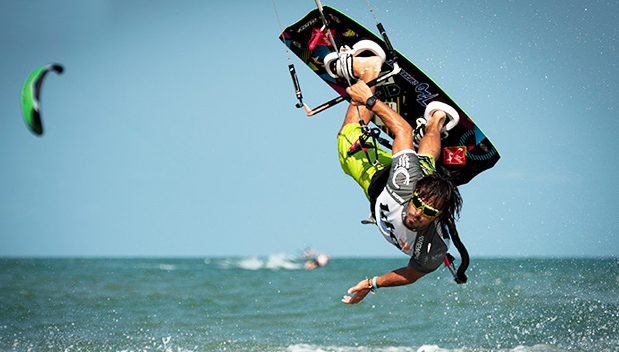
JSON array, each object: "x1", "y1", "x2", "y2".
[{"x1": 0, "y1": 0, "x2": 617, "y2": 259}]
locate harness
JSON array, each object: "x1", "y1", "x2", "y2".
[{"x1": 347, "y1": 120, "x2": 392, "y2": 169}]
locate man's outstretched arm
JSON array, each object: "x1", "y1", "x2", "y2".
[{"x1": 341, "y1": 264, "x2": 426, "y2": 304}]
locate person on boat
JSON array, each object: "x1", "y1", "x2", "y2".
[{"x1": 302, "y1": 249, "x2": 331, "y2": 270}]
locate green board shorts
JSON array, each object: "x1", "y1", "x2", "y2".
[{"x1": 337, "y1": 123, "x2": 437, "y2": 200}]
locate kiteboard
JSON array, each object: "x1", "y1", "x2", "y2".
[{"x1": 279, "y1": 6, "x2": 500, "y2": 185}]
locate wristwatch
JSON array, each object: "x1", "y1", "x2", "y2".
[{"x1": 365, "y1": 95, "x2": 378, "y2": 110}]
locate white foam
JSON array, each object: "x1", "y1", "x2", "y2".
[
  {"x1": 265, "y1": 253, "x2": 303, "y2": 270},
  {"x1": 417, "y1": 345, "x2": 449, "y2": 352},
  {"x1": 237, "y1": 257, "x2": 265, "y2": 270},
  {"x1": 157, "y1": 264, "x2": 176, "y2": 271},
  {"x1": 286, "y1": 344, "x2": 559, "y2": 352},
  {"x1": 226, "y1": 253, "x2": 304, "y2": 271}
]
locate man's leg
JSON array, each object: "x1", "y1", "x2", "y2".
[
  {"x1": 337, "y1": 56, "x2": 390, "y2": 200},
  {"x1": 417, "y1": 110, "x2": 447, "y2": 163}
]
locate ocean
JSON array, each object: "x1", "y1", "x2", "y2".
[{"x1": 1, "y1": 256, "x2": 617, "y2": 352}]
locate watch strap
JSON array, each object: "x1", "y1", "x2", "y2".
[{"x1": 365, "y1": 95, "x2": 378, "y2": 110}]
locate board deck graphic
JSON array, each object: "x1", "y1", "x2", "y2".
[{"x1": 279, "y1": 6, "x2": 499, "y2": 185}]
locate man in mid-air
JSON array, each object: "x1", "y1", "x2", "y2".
[{"x1": 332, "y1": 51, "x2": 463, "y2": 304}]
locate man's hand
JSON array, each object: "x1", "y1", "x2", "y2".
[
  {"x1": 346, "y1": 81, "x2": 374, "y2": 107},
  {"x1": 341, "y1": 279, "x2": 372, "y2": 304}
]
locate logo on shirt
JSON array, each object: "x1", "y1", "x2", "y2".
[
  {"x1": 379, "y1": 203, "x2": 401, "y2": 250},
  {"x1": 391, "y1": 155, "x2": 411, "y2": 189},
  {"x1": 413, "y1": 235, "x2": 425, "y2": 259}
]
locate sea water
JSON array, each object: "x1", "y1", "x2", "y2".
[{"x1": 1, "y1": 256, "x2": 617, "y2": 352}]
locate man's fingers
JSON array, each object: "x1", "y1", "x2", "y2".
[{"x1": 347, "y1": 81, "x2": 372, "y2": 105}]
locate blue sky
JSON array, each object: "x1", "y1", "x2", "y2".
[{"x1": 1, "y1": 0, "x2": 617, "y2": 258}]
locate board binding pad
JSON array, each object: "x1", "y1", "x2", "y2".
[{"x1": 279, "y1": 5, "x2": 499, "y2": 186}]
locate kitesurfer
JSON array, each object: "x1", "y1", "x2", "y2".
[
  {"x1": 302, "y1": 249, "x2": 331, "y2": 270},
  {"x1": 336, "y1": 54, "x2": 463, "y2": 304}
]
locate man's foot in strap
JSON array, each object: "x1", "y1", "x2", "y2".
[
  {"x1": 412, "y1": 101, "x2": 460, "y2": 147},
  {"x1": 324, "y1": 40, "x2": 386, "y2": 82},
  {"x1": 424, "y1": 101, "x2": 459, "y2": 132}
]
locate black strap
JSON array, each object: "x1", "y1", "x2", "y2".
[
  {"x1": 445, "y1": 218, "x2": 469, "y2": 284},
  {"x1": 367, "y1": 165, "x2": 391, "y2": 217}
]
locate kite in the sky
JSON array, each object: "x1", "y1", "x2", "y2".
[{"x1": 20, "y1": 63, "x2": 64, "y2": 135}]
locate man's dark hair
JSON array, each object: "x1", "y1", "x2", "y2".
[
  {"x1": 416, "y1": 174, "x2": 469, "y2": 284},
  {"x1": 415, "y1": 173, "x2": 462, "y2": 222}
]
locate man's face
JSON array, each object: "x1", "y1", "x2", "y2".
[{"x1": 403, "y1": 192, "x2": 443, "y2": 229}]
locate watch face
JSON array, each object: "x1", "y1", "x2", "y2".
[{"x1": 366, "y1": 96, "x2": 377, "y2": 109}]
